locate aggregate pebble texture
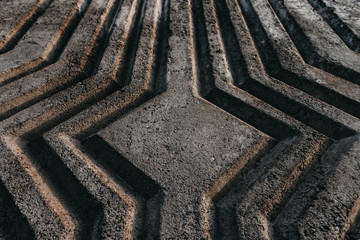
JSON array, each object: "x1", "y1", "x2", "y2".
[{"x1": 0, "y1": 0, "x2": 359, "y2": 239}]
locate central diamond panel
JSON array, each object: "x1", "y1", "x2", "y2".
[{"x1": 98, "y1": 94, "x2": 270, "y2": 190}]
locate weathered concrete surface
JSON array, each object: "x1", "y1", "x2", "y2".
[{"x1": 0, "y1": 0, "x2": 359, "y2": 239}]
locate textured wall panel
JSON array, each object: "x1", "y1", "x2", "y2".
[{"x1": 0, "y1": 0, "x2": 359, "y2": 239}]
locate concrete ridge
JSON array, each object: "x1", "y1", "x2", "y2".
[{"x1": 0, "y1": 0, "x2": 359, "y2": 238}]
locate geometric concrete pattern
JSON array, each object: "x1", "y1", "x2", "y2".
[{"x1": 0, "y1": 0, "x2": 359, "y2": 239}]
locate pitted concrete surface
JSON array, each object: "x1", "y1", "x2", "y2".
[{"x1": 0, "y1": 0, "x2": 359, "y2": 239}]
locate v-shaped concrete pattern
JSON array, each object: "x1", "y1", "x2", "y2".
[{"x1": 0, "y1": 0, "x2": 359, "y2": 239}]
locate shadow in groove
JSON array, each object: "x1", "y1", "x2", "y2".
[
  {"x1": 0, "y1": 0, "x2": 55, "y2": 54},
  {"x1": 24, "y1": 137, "x2": 103, "y2": 239},
  {"x1": 82, "y1": 135, "x2": 163, "y2": 239},
  {"x1": 233, "y1": 0, "x2": 360, "y2": 118},
  {"x1": 266, "y1": 0, "x2": 360, "y2": 85},
  {"x1": 217, "y1": 0, "x2": 360, "y2": 120},
  {"x1": 307, "y1": 0, "x2": 360, "y2": 53},
  {"x1": 0, "y1": 179, "x2": 35, "y2": 240}
]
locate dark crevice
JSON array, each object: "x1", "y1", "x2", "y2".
[
  {"x1": 71, "y1": 3, "x2": 170, "y2": 237},
  {"x1": 212, "y1": 0, "x2": 249, "y2": 86},
  {"x1": 214, "y1": 204, "x2": 239, "y2": 240},
  {"x1": 0, "y1": 61, "x2": 48, "y2": 88},
  {"x1": 190, "y1": 0, "x2": 216, "y2": 97},
  {"x1": 191, "y1": 0, "x2": 356, "y2": 239},
  {"x1": 241, "y1": 80, "x2": 355, "y2": 140},
  {"x1": 82, "y1": 0, "x2": 124, "y2": 76},
  {"x1": 212, "y1": 140, "x2": 278, "y2": 239},
  {"x1": 207, "y1": 89, "x2": 297, "y2": 140},
  {"x1": 212, "y1": 1, "x2": 359, "y2": 238},
  {"x1": 18, "y1": 2, "x2": 170, "y2": 236},
  {"x1": 212, "y1": 2, "x2": 356, "y2": 236},
  {"x1": 18, "y1": 0, "x2": 132, "y2": 138},
  {"x1": 43, "y1": 0, "x2": 92, "y2": 64},
  {"x1": 114, "y1": 0, "x2": 169, "y2": 92},
  {"x1": 271, "y1": 137, "x2": 354, "y2": 240},
  {"x1": 0, "y1": 0, "x2": 128, "y2": 121},
  {"x1": 0, "y1": 73, "x2": 85, "y2": 122},
  {"x1": 82, "y1": 135, "x2": 162, "y2": 239},
  {"x1": 307, "y1": 0, "x2": 360, "y2": 53},
  {"x1": 75, "y1": 91, "x2": 154, "y2": 140},
  {"x1": 0, "y1": 0, "x2": 55, "y2": 54},
  {"x1": 274, "y1": 70, "x2": 360, "y2": 119},
  {"x1": 191, "y1": 0, "x2": 297, "y2": 140},
  {"x1": 235, "y1": 0, "x2": 282, "y2": 76},
  {"x1": 82, "y1": 135, "x2": 160, "y2": 201},
  {"x1": 346, "y1": 213, "x2": 360, "y2": 240},
  {"x1": 22, "y1": 80, "x2": 119, "y2": 139},
  {"x1": 214, "y1": 0, "x2": 355, "y2": 140},
  {"x1": 190, "y1": 2, "x2": 301, "y2": 238},
  {"x1": 0, "y1": 0, "x2": 93, "y2": 87},
  {"x1": 0, "y1": 179, "x2": 35, "y2": 240},
  {"x1": 151, "y1": 0, "x2": 170, "y2": 93},
  {"x1": 266, "y1": 0, "x2": 360, "y2": 85},
  {"x1": 234, "y1": 0, "x2": 360, "y2": 119},
  {"x1": 114, "y1": 0, "x2": 148, "y2": 87},
  {"x1": 9, "y1": 3, "x2": 170, "y2": 236},
  {"x1": 23, "y1": 136, "x2": 103, "y2": 240},
  {"x1": 77, "y1": 0, "x2": 170, "y2": 139}
]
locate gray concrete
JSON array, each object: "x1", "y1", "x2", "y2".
[{"x1": 0, "y1": 0, "x2": 359, "y2": 239}]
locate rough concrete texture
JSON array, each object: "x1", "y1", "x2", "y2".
[{"x1": 0, "y1": 0, "x2": 359, "y2": 239}]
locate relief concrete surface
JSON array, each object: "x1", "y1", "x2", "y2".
[{"x1": 0, "y1": 0, "x2": 359, "y2": 239}]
